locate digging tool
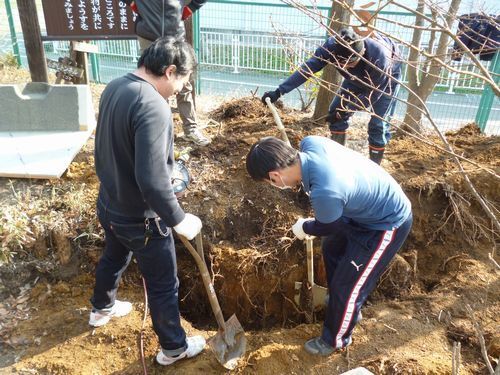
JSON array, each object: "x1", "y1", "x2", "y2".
[
  {"x1": 265, "y1": 97, "x2": 291, "y2": 146},
  {"x1": 179, "y1": 234, "x2": 246, "y2": 370},
  {"x1": 294, "y1": 235, "x2": 328, "y2": 311}
]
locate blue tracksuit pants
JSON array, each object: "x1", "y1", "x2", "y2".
[
  {"x1": 328, "y1": 79, "x2": 400, "y2": 148},
  {"x1": 320, "y1": 214, "x2": 413, "y2": 348}
]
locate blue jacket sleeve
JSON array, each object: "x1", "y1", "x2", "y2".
[
  {"x1": 278, "y1": 37, "x2": 336, "y2": 95},
  {"x1": 302, "y1": 218, "x2": 343, "y2": 237}
]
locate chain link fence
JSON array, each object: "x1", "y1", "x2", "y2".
[{"x1": 1, "y1": 0, "x2": 498, "y2": 134}]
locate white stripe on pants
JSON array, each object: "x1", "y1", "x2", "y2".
[{"x1": 334, "y1": 229, "x2": 395, "y2": 348}]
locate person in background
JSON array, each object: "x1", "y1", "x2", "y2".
[
  {"x1": 452, "y1": 13, "x2": 500, "y2": 62},
  {"x1": 262, "y1": 28, "x2": 401, "y2": 164},
  {"x1": 246, "y1": 136, "x2": 412, "y2": 355},
  {"x1": 89, "y1": 37, "x2": 206, "y2": 366},
  {"x1": 129, "y1": 0, "x2": 211, "y2": 146}
]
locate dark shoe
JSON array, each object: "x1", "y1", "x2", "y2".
[
  {"x1": 368, "y1": 146, "x2": 385, "y2": 164},
  {"x1": 330, "y1": 131, "x2": 346, "y2": 146},
  {"x1": 304, "y1": 337, "x2": 335, "y2": 356}
]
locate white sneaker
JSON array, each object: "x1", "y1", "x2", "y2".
[
  {"x1": 88, "y1": 300, "x2": 132, "y2": 327},
  {"x1": 156, "y1": 335, "x2": 206, "y2": 366},
  {"x1": 184, "y1": 129, "x2": 211, "y2": 146}
]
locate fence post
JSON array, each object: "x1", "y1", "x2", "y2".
[
  {"x1": 232, "y1": 35, "x2": 240, "y2": 74},
  {"x1": 89, "y1": 52, "x2": 101, "y2": 83},
  {"x1": 447, "y1": 61, "x2": 457, "y2": 94},
  {"x1": 193, "y1": 9, "x2": 201, "y2": 94},
  {"x1": 5, "y1": 0, "x2": 21, "y2": 66},
  {"x1": 475, "y1": 51, "x2": 500, "y2": 133}
]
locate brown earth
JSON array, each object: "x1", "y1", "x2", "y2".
[{"x1": 0, "y1": 67, "x2": 499, "y2": 374}]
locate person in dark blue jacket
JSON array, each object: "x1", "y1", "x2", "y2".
[
  {"x1": 262, "y1": 28, "x2": 401, "y2": 164},
  {"x1": 452, "y1": 13, "x2": 499, "y2": 62},
  {"x1": 246, "y1": 136, "x2": 412, "y2": 355}
]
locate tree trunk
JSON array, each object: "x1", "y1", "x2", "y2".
[
  {"x1": 402, "y1": 88, "x2": 425, "y2": 132},
  {"x1": 402, "y1": 0, "x2": 461, "y2": 132},
  {"x1": 312, "y1": 0, "x2": 353, "y2": 121}
]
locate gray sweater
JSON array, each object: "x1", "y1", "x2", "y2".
[
  {"x1": 95, "y1": 73, "x2": 185, "y2": 227},
  {"x1": 134, "y1": 0, "x2": 207, "y2": 41}
]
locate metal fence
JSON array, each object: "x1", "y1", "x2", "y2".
[{"x1": 1, "y1": 0, "x2": 499, "y2": 134}]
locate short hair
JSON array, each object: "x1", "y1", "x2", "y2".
[
  {"x1": 246, "y1": 137, "x2": 299, "y2": 181},
  {"x1": 137, "y1": 36, "x2": 197, "y2": 77},
  {"x1": 333, "y1": 28, "x2": 364, "y2": 63}
]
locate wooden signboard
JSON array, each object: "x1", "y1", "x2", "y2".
[{"x1": 41, "y1": 0, "x2": 137, "y2": 40}]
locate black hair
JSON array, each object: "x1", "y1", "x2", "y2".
[
  {"x1": 137, "y1": 36, "x2": 197, "y2": 77},
  {"x1": 333, "y1": 28, "x2": 364, "y2": 62},
  {"x1": 246, "y1": 137, "x2": 299, "y2": 181}
]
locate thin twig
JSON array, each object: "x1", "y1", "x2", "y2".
[{"x1": 465, "y1": 304, "x2": 495, "y2": 374}]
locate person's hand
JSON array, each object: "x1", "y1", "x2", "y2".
[
  {"x1": 181, "y1": 6, "x2": 193, "y2": 21},
  {"x1": 174, "y1": 213, "x2": 202, "y2": 240},
  {"x1": 292, "y1": 217, "x2": 313, "y2": 240},
  {"x1": 261, "y1": 89, "x2": 281, "y2": 104}
]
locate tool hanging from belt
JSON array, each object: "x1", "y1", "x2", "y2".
[{"x1": 171, "y1": 146, "x2": 192, "y2": 197}]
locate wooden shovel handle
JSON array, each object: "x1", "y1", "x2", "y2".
[
  {"x1": 265, "y1": 97, "x2": 291, "y2": 146},
  {"x1": 305, "y1": 236, "x2": 315, "y2": 286},
  {"x1": 179, "y1": 235, "x2": 227, "y2": 331}
]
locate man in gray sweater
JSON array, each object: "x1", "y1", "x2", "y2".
[
  {"x1": 89, "y1": 37, "x2": 206, "y2": 366},
  {"x1": 131, "y1": 0, "x2": 211, "y2": 146}
]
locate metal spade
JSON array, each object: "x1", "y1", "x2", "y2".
[{"x1": 179, "y1": 233, "x2": 246, "y2": 370}]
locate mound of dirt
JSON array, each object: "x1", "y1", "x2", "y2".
[{"x1": 210, "y1": 96, "x2": 286, "y2": 122}]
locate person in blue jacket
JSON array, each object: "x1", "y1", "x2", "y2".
[
  {"x1": 246, "y1": 135, "x2": 413, "y2": 355},
  {"x1": 262, "y1": 28, "x2": 401, "y2": 164},
  {"x1": 452, "y1": 13, "x2": 499, "y2": 62}
]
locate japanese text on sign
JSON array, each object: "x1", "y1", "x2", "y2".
[{"x1": 42, "y1": 0, "x2": 137, "y2": 40}]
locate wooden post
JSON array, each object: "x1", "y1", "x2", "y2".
[
  {"x1": 17, "y1": 0, "x2": 48, "y2": 83},
  {"x1": 71, "y1": 42, "x2": 91, "y2": 84}
]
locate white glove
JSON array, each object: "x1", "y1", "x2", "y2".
[
  {"x1": 292, "y1": 217, "x2": 313, "y2": 240},
  {"x1": 174, "y1": 213, "x2": 202, "y2": 240}
]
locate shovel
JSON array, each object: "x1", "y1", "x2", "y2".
[
  {"x1": 294, "y1": 236, "x2": 328, "y2": 311},
  {"x1": 179, "y1": 233, "x2": 246, "y2": 370}
]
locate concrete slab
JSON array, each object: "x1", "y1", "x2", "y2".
[
  {"x1": 0, "y1": 125, "x2": 95, "y2": 179},
  {"x1": 0, "y1": 83, "x2": 94, "y2": 131}
]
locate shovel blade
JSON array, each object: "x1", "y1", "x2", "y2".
[{"x1": 207, "y1": 314, "x2": 246, "y2": 370}]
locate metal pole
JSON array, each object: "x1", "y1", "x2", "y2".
[
  {"x1": 475, "y1": 51, "x2": 500, "y2": 133},
  {"x1": 5, "y1": 0, "x2": 21, "y2": 66},
  {"x1": 89, "y1": 52, "x2": 101, "y2": 83},
  {"x1": 193, "y1": 9, "x2": 201, "y2": 94}
]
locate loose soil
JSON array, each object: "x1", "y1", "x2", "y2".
[{"x1": 0, "y1": 67, "x2": 499, "y2": 374}]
